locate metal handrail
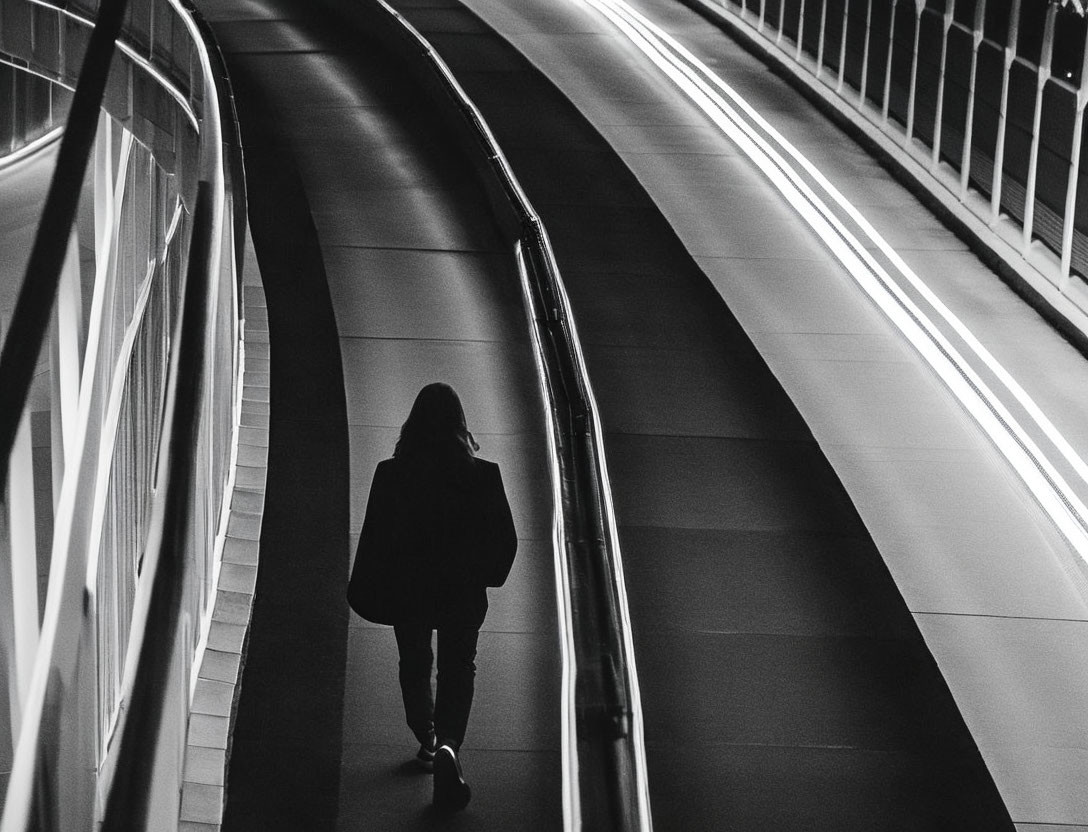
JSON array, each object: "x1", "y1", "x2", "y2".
[
  {"x1": 0, "y1": 1, "x2": 132, "y2": 828},
  {"x1": 100, "y1": 180, "x2": 214, "y2": 830},
  {"x1": 344, "y1": 1, "x2": 654, "y2": 829},
  {"x1": 98, "y1": 0, "x2": 245, "y2": 820},
  {"x1": 679, "y1": 0, "x2": 1088, "y2": 337},
  {"x1": 0, "y1": 0, "x2": 243, "y2": 826}
]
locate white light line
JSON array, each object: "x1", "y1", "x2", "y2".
[
  {"x1": 614, "y1": 0, "x2": 1088, "y2": 501},
  {"x1": 538, "y1": 228, "x2": 655, "y2": 832},
  {"x1": 581, "y1": 0, "x2": 1088, "y2": 563},
  {"x1": 0, "y1": 56, "x2": 74, "y2": 94},
  {"x1": 517, "y1": 243, "x2": 581, "y2": 831},
  {"x1": 165, "y1": 0, "x2": 235, "y2": 705},
  {"x1": 0, "y1": 125, "x2": 63, "y2": 172}
]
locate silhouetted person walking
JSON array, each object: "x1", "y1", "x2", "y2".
[{"x1": 348, "y1": 382, "x2": 518, "y2": 812}]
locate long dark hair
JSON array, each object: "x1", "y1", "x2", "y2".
[{"x1": 394, "y1": 382, "x2": 479, "y2": 461}]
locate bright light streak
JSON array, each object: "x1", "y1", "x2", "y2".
[
  {"x1": 579, "y1": 0, "x2": 1088, "y2": 563},
  {"x1": 0, "y1": 126, "x2": 62, "y2": 172},
  {"x1": 535, "y1": 228, "x2": 655, "y2": 832},
  {"x1": 619, "y1": 2, "x2": 1088, "y2": 502},
  {"x1": 517, "y1": 244, "x2": 582, "y2": 832}
]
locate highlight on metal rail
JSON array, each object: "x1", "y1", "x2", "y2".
[
  {"x1": 0, "y1": 0, "x2": 246, "y2": 827},
  {"x1": 355, "y1": 0, "x2": 656, "y2": 827}
]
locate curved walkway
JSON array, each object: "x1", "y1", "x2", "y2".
[
  {"x1": 387, "y1": 0, "x2": 1014, "y2": 829},
  {"x1": 192, "y1": 0, "x2": 1072, "y2": 826},
  {"x1": 454, "y1": 0, "x2": 1088, "y2": 827},
  {"x1": 199, "y1": 1, "x2": 561, "y2": 829}
]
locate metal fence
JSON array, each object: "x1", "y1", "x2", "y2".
[
  {"x1": 0, "y1": 0, "x2": 243, "y2": 828},
  {"x1": 687, "y1": 0, "x2": 1088, "y2": 308}
]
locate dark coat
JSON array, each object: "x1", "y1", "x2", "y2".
[{"x1": 347, "y1": 454, "x2": 517, "y2": 628}]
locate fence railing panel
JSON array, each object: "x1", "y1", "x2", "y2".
[{"x1": 682, "y1": 0, "x2": 1088, "y2": 325}]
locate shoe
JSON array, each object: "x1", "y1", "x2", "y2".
[
  {"x1": 416, "y1": 731, "x2": 437, "y2": 771},
  {"x1": 433, "y1": 744, "x2": 471, "y2": 811},
  {"x1": 416, "y1": 741, "x2": 436, "y2": 771}
]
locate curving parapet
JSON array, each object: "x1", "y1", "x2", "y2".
[
  {"x1": 0, "y1": 0, "x2": 259, "y2": 829},
  {"x1": 677, "y1": 0, "x2": 1088, "y2": 343}
]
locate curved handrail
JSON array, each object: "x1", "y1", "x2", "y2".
[
  {"x1": 0, "y1": 0, "x2": 128, "y2": 489},
  {"x1": 0, "y1": 0, "x2": 245, "y2": 826},
  {"x1": 349, "y1": 1, "x2": 654, "y2": 829},
  {"x1": 0, "y1": 127, "x2": 63, "y2": 173},
  {"x1": 0, "y1": 2, "x2": 131, "y2": 828},
  {"x1": 96, "y1": 0, "x2": 241, "y2": 820}
]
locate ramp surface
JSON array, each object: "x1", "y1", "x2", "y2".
[
  {"x1": 198, "y1": 1, "x2": 562, "y2": 829},
  {"x1": 386, "y1": 0, "x2": 1016, "y2": 829}
]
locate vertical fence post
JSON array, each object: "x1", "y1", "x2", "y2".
[
  {"x1": 960, "y1": 0, "x2": 986, "y2": 199},
  {"x1": 1059, "y1": 25, "x2": 1088, "y2": 285},
  {"x1": 816, "y1": 0, "x2": 828, "y2": 78},
  {"x1": 882, "y1": 0, "x2": 899, "y2": 123},
  {"x1": 932, "y1": 1, "x2": 955, "y2": 169},
  {"x1": 905, "y1": 0, "x2": 925, "y2": 144},
  {"x1": 796, "y1": 0, "x2": 807, "y2": 61},
  {"x1": 991, "y1": 0, "x2": 1020, "y2": 224},
  {"x1": 837, "y1": 0, "x2": 850, "y2": 92},
  {"x1": 777, "y1": 0, "x2": 786, "y2": 45},
  {"x1": 1022, "y1": 2, "x2": 1057, "y2": 251},
  {"x1": 860, "y1": 0, "x2": 873, "y2": 106},
  {"x1": 759, "y1": 0, "x2": 767, "y2": 34}
]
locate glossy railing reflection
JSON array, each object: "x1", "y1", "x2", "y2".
[
  {"x1": 342, "y1": 1, "x2": 655, "y2": 828},
  {"x1": 0, "y1": 0, "x2": 244, "y2": 828}
]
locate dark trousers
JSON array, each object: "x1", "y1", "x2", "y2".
[{"x1": 393, "y1": 623, "x2": 480, "y2": 750}]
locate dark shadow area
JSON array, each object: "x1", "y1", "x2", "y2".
[
  {"x1": 219, "y1": 66, "x2": 351, "y2": 832},
  {"x1": 205, "y1": 0, "x2": 561, "y2": 829}
]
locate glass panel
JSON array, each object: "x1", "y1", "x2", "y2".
[
  {"x1": 999, "y1": 60, "x2": 1037, "y2": 222},
  {"x1": 801, "y1": 0, "x2": 824, "y2": 57},
  {"x1": 886, "y1": 0, "x2": 917, "y2": 126},
  {"x1": 1071, "y1": 111, "x2": 1088, "y2": 279},
  {"x1": 764, "y1": 0, "x2": 784, "y2": 31},
  {"x1": 1033, "y1": 81, "x2": 1076, "y2": 253},
  {"x1": 969, "y1": 40, "x2": 1004, "y2": 197},
  {"x1": 954, "y1": 0, "x2": 979, "y2": 27},
  {"x1": 940, "y1": 24, "x2": 976, "y2": 168},
  {"x1": 1053, "y1": 10, "x2": 1086, "y2": 85},
  {"x1": 780, "y1": 0, "x2": 802, "y2": 42},
  {"x1": 1016, "y1": 1, "x2": 1047, "y2": 65},
  {"x1": 842, "y1": 0, "x2": 869, "y2": 88},
  {"x1": 983, "y1": 0, "x2": 1011, "y2": 45},
  {"x1": 913, "y1": 8, "x2": 946, "y2": 143},
  {"x1": 866, "y1": 0, "x2": 893, "y2": 107},
  {"x1": 823, "y1": 0, "x2": 848, "y2": 73}
]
